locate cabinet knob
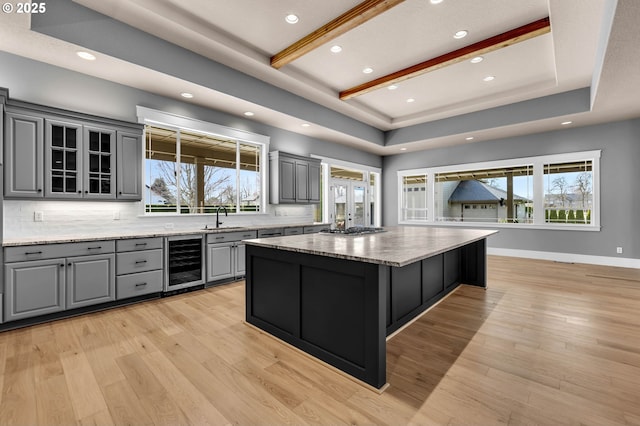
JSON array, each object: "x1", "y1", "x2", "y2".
[
  {"x1": 67, "y1": 262, "x2": 71, "y2": 267},
  {"x1": 59, "y1": 264, "x2": 64, "y2": 267},
  {"x1": 37, "y1": 189, "x2": 42, "y2": 193},
  {"x1": 85, "y1": 190, "x2": 88, "y2": 194}
]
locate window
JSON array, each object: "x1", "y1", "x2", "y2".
[
  {"x1": 139, "y1": 107, "x2": 268, "y2": 215},
  {"x1": 544, "y1": 160, "x2": 592, "y2": 224},
  {"x1": 401, "y1": 174, "x2": 427, "y2": 221},
  {"x1": 434, "y1": 165, "x2": 533, "y2": 223},
  {"x1": 398, "y1": 150, "x2": 600, "y2": 230}
]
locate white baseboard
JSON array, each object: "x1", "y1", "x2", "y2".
[{"x1": 487, "y1": 248, "x2": 640, "y2": 269}]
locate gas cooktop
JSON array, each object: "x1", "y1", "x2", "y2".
[{"x1": 319, "y1": 227, "x2": 386, "y2": 236}]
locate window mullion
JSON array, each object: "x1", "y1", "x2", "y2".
[
  {"x1": 175, "y1": 129, "x2": 181, "y2": 215},
  {"x1": 533, "y1": 161, "x2": 544, "y2": 225}
]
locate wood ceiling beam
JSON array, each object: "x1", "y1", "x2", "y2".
[
  {"x1": 270, "y1": 0, "x2": 406, "y2": 69},
  {"x1": 339, "y1": 17, "x2": 551, "y2": 100}
]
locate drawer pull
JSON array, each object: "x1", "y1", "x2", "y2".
[
  {"x1": 25, "y1": 251, "x2": 43, "y2": 255},
  {"x1": 243, "y1": 234, "x2": 253, "y2": 238},
  {"x1": 87, "y1": 246, "x2": 102, "y2": 250},
  {"x1": 215, "y1": 236, "x2": 224, "y2": 240},
  {"x1": 135, "y1": 260, "x2": 148, "y2": 264},
  {"x1": 135, "y1": 243, "x2": 148, "y2": 247},
  {"x1": 135, "y1": 282, "x2": 147, "y2": 287}
]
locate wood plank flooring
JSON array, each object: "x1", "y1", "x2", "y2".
[{"x1": 1, "y1": 255, "x2": 639, "y2": 425}]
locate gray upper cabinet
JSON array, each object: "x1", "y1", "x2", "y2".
[
  {"x1": 3, "y1": 94, "x2": 142, "y2": 201},
  {"x1": 269, "y1": 151, "x2": 321, "y2": 204},
  {"x1": 116, "y1": 130, "x2": 142, "y2": 200},
  {"x1": 4, "y1": 110, "x2": 44, "y2": 198}
]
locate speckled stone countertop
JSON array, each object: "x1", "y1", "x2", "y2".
[
  {"x1": 244, "y1": 226, "x2": 498, "y2": 267},
  {"x1": 2, "y1": 223, "x2": 330, "y2": 247}
]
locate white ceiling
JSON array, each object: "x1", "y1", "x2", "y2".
[{"x1": 1, "y1": 0, "x2": 639, "y2": 155}]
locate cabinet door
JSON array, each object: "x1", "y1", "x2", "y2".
[
  {"x1": 84, "y1": 126, "x2": 116, "y2": 199},
  {"x1": 4, "y1": 111, "x2": 44, "y2": 197},
  {"x1": 235, "y1": 243, "x2": 246, "y2": 277},
  {"x1": 116, "y1": 130, "x2": 142, "y2": 200},
  {"x1": 45, "y1": 118, "x2": 83, "y2": 198},
  {"x1": 66, "y1": 253, "x2": 115, "y2": 309},
  {"x1": 279, "y1": 157, "x2": 296, "y2": 203},
  {"x1": 295, "y1": 160, "x2": 309, "y2": 202},
  {"x1": 4, "y1": 259, "x2": 66, "y2": 321},
  {"x1": 308, "y1": 161, "x2": 321, "y2": 203},
  {"x1": 206, "y1": 243, "x2": 234, "y2": 282}
]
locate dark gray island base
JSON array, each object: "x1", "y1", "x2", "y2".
[{"x1": 245, "y1": 226, "x2": 497, "y2": 389}]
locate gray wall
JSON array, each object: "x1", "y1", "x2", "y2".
[
  {"x1": 382, "y1": 119, "x2": 640, "y2": 259},
  {"x1": 0, "y1": 51, "x2": 382, "y2": 169}
]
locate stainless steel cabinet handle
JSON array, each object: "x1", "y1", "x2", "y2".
[
  {"x1": 135, "y1": 260, "x2": 148, "y2": 264},
  {"x1": 87, "y1": 246, "x2": 102, "y2": 250},
  {"x1": 25, "y1": 251, "x2": 43, "y2": 255},
  {"x1": 215, "y1": 236, "x2": 224, "y2": 240},
  {"x1": 135, "y1": 282, "x2": 147, "y2": 287},
  {"x1": 135, "y1": 243, "x2": 147, "y2": 246}
]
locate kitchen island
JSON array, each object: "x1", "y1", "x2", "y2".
[{"x1": 244, "y1": 226, "x2": 497, "y2": 389}]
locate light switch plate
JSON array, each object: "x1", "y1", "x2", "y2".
[{"x1": 34, "y1": 211, "x2": 44, "y2": 222}]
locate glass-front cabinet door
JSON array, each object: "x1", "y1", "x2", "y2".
[
  {"x1": 45, "y1": 119, "x2": 83, "y2": 198},
  {"x1": 84, "y1": 126, "x2": 115, "y2": 199}
]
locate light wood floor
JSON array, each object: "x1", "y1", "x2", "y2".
[{"x1": 1, "y1": 256, "x2": 640, "y2": 425}]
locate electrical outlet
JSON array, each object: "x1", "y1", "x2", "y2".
[
  {"x1": 34, "y1": 211, "x2": 44, "y2": 222},
  {"x1": 113, "y1": 210, "x2": 120, "y2": 220},
  {"x1": 616, "y1": 247, "x2": 623, "y2": 254},
  {"x1": 164, "y1": 223, "x2": 174, "y2": 229}
]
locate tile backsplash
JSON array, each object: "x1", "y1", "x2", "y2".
[{"x1": 3, "y1": 200, "x2": 316, "y2": 239}]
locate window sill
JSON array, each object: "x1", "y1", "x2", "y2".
[{"x1": 398, "y1": 220, "x2": 600, "y2": 232}]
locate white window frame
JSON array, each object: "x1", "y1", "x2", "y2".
[
  {"x1": 137, "y1": 106, "x2": 269, "y2": 216},
  {"x1": 398, "y1": 150, "x2": 601, "y2": 231},
  {"x1": 311, "y1": 155, "x2": 382, "y2": 227}
]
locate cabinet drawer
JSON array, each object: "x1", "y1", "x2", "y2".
[
  {"x1": 5, "y1": 240, "x2": 115, "y2": 263},
  {"x1": 206, "y1": 230, "x2": 257, "y2": 244},
  {"x1": 117, "y1": 270, "x2": 163, "y2": 299},
  {"x1": 116, "y1": 249, "x2": 162, "y2": 275},
  {"x1": 284, "y1": 227, "x2": 303, "y2": 236},
  {"x1": 303, "y1": 225, "x2": 329, "y2": 234},
  {"x1": 116, "y1": 237, "x2": 163, "y2": 252},
  {"x1": 257, "y1": 228, "x2": 284, "y2": 238}
]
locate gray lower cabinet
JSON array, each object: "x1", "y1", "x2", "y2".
[
  {"x1": 115, "y1": 237, "x2": 163, "y2": 299},
  {"x1": 206, "y1": 230, "x2": 256, "y2": 283},
  {"x1": 3, "y1": 241, "x2": 116, "y2": 322},
  {"x1": 4, "y1": 259, "x2": 66, "y2": 321},
  {"x1": 66, "y1": 253, "x2": 116, "y2": 309}
]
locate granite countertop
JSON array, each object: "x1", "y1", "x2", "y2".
[
  {"x1": 2, "y1": 223, "x2": 330, "y2": 247},
  {"x1": 244, "y1": 226, "x2": 498, "y2": 267}
]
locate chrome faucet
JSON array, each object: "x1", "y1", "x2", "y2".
[{"x1": 215, "y1": 206, "x2": 228, "y2": 228}]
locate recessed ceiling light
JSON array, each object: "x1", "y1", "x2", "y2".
[
  {"x1": 243, "y1": 111, "x2": 255, "y2": 116},
  {"x1": 454, "y1": 30, "x2": 468, "y2": 39},
  {"x1": 388, "y1": 84, "x2": 399, "y2": 90},
  {"x1": 76, "y1": 51, "x2": 96, "y2": 61},
  {"x1": 362, "y1": 67, "x2": 374, "y2": 74},
  {"x1": 466, "y1": 136, "x2": 474, "y2": 140},
  {"x1": 285, "y1": 14, "x2": 299, "y2": 24},
  {"x1": 180, "y1": 92, "x2": 194, "y2": 98},
  {"x1": 470, "y1": 56, "x2": 484, "y2": 63},
  {"x1": 561, "y1": 121, "x2": 573, "y2": 125},
  {"x1": 400, "y1": 147, "x2": 408, "y2": 151},
  {"x1": 483, "y1": 76, "x2": 495, "y2": 82},
  {"x1": 430, "y1": 0, "x2": 443, "y2": 4},
  {"x1": 301, "y1": 123, "x2": 310, "y2": 127},
  {"x1": 330, "y1": 45, "x2": 342, "y2": 53},
  {"x1": 406, "y1": 98, "x2": 415, "y2": 103}
]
